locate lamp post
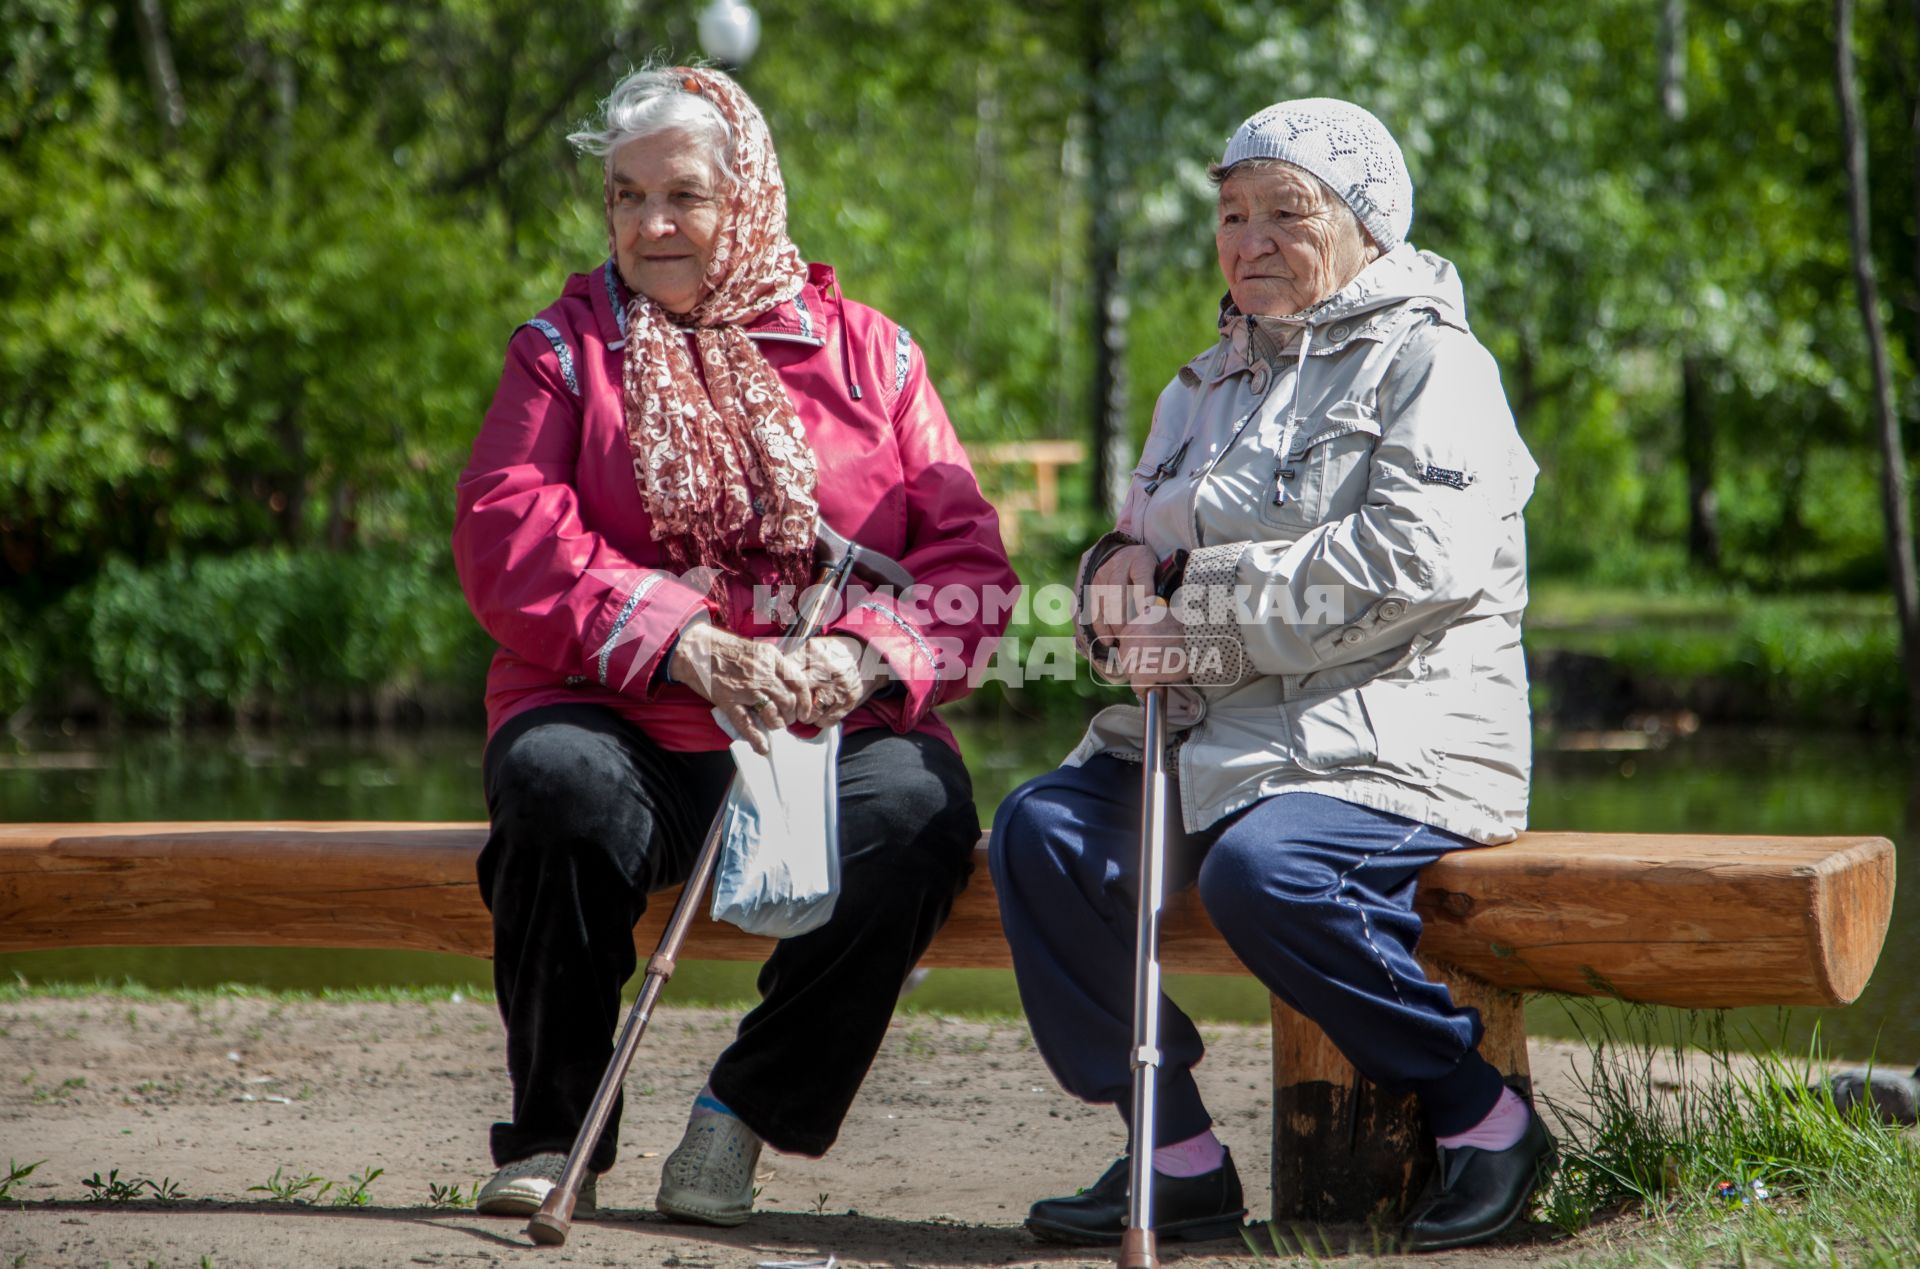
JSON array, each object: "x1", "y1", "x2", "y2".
[{"x1": 697, "y1": 0, "x2": 761, "y2": 68}]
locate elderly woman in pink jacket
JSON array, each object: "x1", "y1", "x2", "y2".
[{"x1": 452, "y1": 66, "x2": 1014, "y2": 1226}]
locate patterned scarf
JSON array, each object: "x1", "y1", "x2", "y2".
[{"x1": 610, "y1": 67, "x2": 819, "y2": 604}]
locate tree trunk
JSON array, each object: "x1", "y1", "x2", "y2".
[
  {"x1": 270, "y1": 54, "x2": 297, "y2": 172},
  {"x1": 1910, "y1": 0, "x2": 1920, "y2": 350},
  {"x1": 1681, "y1": 356, "x2": 1721, "y2": 570},
  {"x1": 965, "y1": 59, "x2": 999, "y2": 359},
  {"x1": 1271, "y1": 963, "x2": 1530, "y2": 1224},
  {"x1": 1083, "y1": 0, "x2": 1129, "y2": 518},
  {"x1": 1052, "y1": 128, "x2": 1080, "y2": 460},
  {"x1": 1835, "y1": 0, "x2": 1920, "y2": 731},
  {"x1": 129, "y1": 0, "x2": 187, "y2": 145},
  {"x1": 326, "y1": 482, "x2": 359, "y2": 551},
  {"x1": 1662, "y1": 0, "x2": 1722, "y2": 572},
  {"x1": 1773, "y1": 454, "x2": 1806, "y2": 579},
  {"x1": 1660, "y1": 0, "x2": 1687, "y2": 120},
  {"x1": 273, "y1": 408, "x2": 306, "y2": 545}
]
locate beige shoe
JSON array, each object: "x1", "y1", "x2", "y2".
[
  {"x1": 475, "y1": 1152, "x2": 598, "y2": 1218},
  {"x1": 655, "y1": 1114, "x2": 762, "y2": 1226}
]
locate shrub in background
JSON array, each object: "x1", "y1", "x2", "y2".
[{"x1": 71, "y1": 547, "x2": 491, "y2": 725}]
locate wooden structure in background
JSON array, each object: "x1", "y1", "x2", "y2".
[
  {"x1": 974, "y1": 439, "x2": 1086, "y2": 549},
  {"x1": 0, "y1": 822, "x2": 1895, "y2": 1223}
]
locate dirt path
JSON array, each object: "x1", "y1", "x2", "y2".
[{"x1": 0, "y1": 996, "x2": 1610, "y2": 1267}]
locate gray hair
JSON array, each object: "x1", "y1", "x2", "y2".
[
  {"x1": 1207, "y1": 155, "x2": 1297, "y2": 187},
  {"x1": 1208, "y1": 157, "x2": 1377, "y2": 254},
  {"x1": 567, "y1": 67, "x2": 737, "y2": 188}
]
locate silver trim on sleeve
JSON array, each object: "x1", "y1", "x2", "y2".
[
  {"x1": 595, "y1": 573, "x2": 666, "y2": 686},
  {"x1": 856, "y1": 600, "x2": 938, "y2": 671},
  {"x1": 894, "y1": 326, "x2": 912, "y2": 394},
  {"x1": 603, "y1": 261, "x2": 629, "y2": 350},
  {"x1": 521, "y1": 319, "x2": 580, "y2": 396}
]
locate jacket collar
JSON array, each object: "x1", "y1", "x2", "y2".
[{"x1": 590, "y1": 259, "x2": 832, "y2": 351}]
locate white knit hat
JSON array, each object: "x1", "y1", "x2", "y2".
[{"x1": 1219, "y1": 98, "x2": 1413, "y2": 253}]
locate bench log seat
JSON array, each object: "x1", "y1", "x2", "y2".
[{"x1": 0, "y1": 822, "x2": 1895, "y2": 1223}]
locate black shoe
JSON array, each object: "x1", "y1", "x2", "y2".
[
  {"x1": 1025, "y1": 1149, "x2": 1247, "y2": 1247},
  {"x1": 1400, "y1": 1108, "x2": 1556, "y2": 1252}
]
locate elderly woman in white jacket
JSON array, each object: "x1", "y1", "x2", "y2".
[{"x1": 990, "y1": 99, "x2": 1545, "y2": 1253}]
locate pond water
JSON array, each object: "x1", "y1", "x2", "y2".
[{"x1": 1, "y1": 712, "x2": 1912, "y2": 1062}]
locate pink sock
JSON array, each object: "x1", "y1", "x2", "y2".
[
  {"x1": 1151, "y1": 1128, "x2": 1226, "y2": 1178},
  {"x1": 1435, "y1": 1086, "x2": 1530, "y2": 1152}
]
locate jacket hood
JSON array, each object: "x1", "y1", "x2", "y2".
[
  {"x1": 1217, "y1": 244, "x2": 1470, "y2": 352},
  {"x1": 1328, "y1": 244, "x2": 1468, "y2": 326}
]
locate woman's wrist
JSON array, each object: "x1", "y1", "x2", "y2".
[{"x1": 666, "y1": 614, "x2": 715, "y2": 687}]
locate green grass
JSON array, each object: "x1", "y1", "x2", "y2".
[
  {"x1": 1538, "y1": 1003, "x2": 1919, "y2": 1267},
  {"x1": 1529, "y1": 582, "x2": 1893, "y2": 647},
  {"x1": 0, "y1": 1158, "x2": 43, "y2": 1201},
  {"x1": 1528, "y1": 583, "x2": 1904, "y2": 729},
  {"x1": 1528, "y1": 581, "x2": 1765, "y2": 631}
]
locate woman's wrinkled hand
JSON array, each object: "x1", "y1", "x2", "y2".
[
  {"x1": 669, "y1": 620, "x2": 813, "y2": 756},
  {"x1": 1087, "y1": 544, "x2": 1159, "y2": 648},
  {"x1": 796, "y1": 634, "x2": 875, "y2": 729},
  {"x1": 1115, "y1": 600, "x2": 1192, "y2": 690}
]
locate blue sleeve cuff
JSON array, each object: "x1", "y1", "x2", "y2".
[{"x1": 653, "y1": 627, "x2": 686, "y2": 687}]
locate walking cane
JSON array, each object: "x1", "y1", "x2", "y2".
[
  {"x1": 1119, "y1": 683, "x2": 1171, "y2": 1269},
  {"x1": 1118, "y1": 549, "x2": 1187, "y2": 1269},
  {"x1": 527, "y1": 523, "x2": 914, "y2": 1247}
]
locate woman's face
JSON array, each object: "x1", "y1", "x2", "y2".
[
  {"x1": 610, "y1": 128, "x2": 725, "y2": 315},
  {"x1": 1215, "y1": 163, "x2": 1376, "y2": 318}
]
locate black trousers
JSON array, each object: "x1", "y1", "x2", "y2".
[{"x1": 477, "y1": 703, "x2": 979, "y2": 1170}]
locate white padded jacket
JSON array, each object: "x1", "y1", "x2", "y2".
[{"x1": 1067, "y1": 245, "x2": 1539, "y2": 844}]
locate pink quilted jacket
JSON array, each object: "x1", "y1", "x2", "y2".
[{"x1": 454, "y1": 260, "x2": 1016, "y2": 751}]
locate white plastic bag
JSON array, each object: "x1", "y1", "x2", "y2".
[{"x1": 709, "y1": 715, "x2": 841, "y2": 938}]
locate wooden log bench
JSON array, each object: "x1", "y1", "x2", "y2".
[{"x1": 0, "y1": 822, "x2": 1895, "y2": 1224}]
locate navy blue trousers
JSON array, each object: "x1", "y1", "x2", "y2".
[{"x1": 989, "y1": 755, "x2": 1506, "y2": 1147}]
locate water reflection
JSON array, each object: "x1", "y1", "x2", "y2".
[{"x1": 0, "y1": 715, "x2": 1910, "y2": 1060}]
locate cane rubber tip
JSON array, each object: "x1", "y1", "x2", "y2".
[
  {"x1": 1118, "y1": 1227, "x2": 1158, "y2": 1269},
  {"x1": 526, "y1": 1212, "x2": 570, "y2": 1246}
]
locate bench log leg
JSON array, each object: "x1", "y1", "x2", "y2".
[{"x1": 1268, "y1": 959, "x2": 1529, "y2": 1225}]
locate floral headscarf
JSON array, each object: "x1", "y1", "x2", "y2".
[{"x1": 610, "y1": 67, "x2": 818, "y2": 605}]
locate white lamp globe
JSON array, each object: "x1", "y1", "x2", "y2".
[{"x1": 697, "y1": 0, "x2": 761, "y2": 67}]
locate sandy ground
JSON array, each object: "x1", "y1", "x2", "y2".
[{"x1": 0, "y1": 995, "x2": 1621, "y2": 1268}]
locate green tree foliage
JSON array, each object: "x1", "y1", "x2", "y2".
[{"x1": 0, "y1": 0, "x2": 1914, "y2": 719}]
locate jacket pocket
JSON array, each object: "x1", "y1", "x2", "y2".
[
  {"x1": 1285, "y1": 674, "x2": 1438, "y2": 785},
  {"x1": 1257, "y1": 403, "x2": 1382, "y2": 530},
  {"x1": 1355, "y1": 677, "x2": 1439, "y2": 783},
  {"x1": 1286, "y1": 688, "x2": 1376, "y2": 772}
]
